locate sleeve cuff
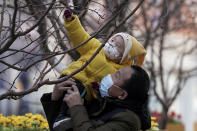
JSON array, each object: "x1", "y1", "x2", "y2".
[{"x1": 64, "y1": 15, "x2": 81, "y2": 31}]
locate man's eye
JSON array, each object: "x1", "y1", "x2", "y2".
[
  {"x1": 115, "y1": 73, "x2": 118, "y2": 78},
  {"x1": 116, "y1": 71, "x2": 120, "y2": 78}
]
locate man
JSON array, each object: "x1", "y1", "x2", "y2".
[{"x1": 40, "y1": 65, "x2": 151, "y2": 131}]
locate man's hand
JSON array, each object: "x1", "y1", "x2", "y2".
[
  {"x1": 51, "y1": 78, "x2": 76, "y2": 101},
  {"x1": 63, "y1": 84, "x2": 83, "y2": 108}
]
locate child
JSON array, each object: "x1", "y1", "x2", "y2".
[{"x1": 53, "y1": 9, "x2": 147, "y2": 130}]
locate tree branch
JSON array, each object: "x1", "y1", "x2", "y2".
[
  {"x1": 0, "y1": 0, "x2": 144, "y2": 100},
  {"x1": 0, "y1": 0, "x2": 56, "y2": 55},
  {"x1": 11, "y1": 0, "x2": 18, "y2": 36}
]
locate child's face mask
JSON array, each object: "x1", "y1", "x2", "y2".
[{"x1": 104, "y1": 42, "x2": 122, "y2": 62}]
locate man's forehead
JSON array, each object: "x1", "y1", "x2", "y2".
[
  {"x1": 119, "y1": 67, "x2": 133, "y2": 79},
  {"x1": 120, "y1": 67, "x2": 133, "y2": 73}
]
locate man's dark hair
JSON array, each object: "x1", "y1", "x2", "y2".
[{"x1": 121, "y1": 65, "x2": 150, "y2": 103}]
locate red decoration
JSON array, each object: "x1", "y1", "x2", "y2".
[
  {"x1": 170, "y1": 111, "x2": 176, "y2": 118},
  {"x1": 177, "y1": 114, "x2": 181, "y2": 120}
]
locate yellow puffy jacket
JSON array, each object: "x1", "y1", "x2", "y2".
[{"x1": 61, "y1": 15, "x2": 146, "y2": 101}]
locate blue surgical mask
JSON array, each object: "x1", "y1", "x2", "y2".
[{"x1": 99, "y1": 74, "x2": 113, "y2": 97}]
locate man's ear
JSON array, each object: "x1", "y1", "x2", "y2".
[{"x1": 118, "y1": 90, "x2": 128, "y2": 100}]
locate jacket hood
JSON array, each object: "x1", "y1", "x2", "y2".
[{"x1": 110, "y1": 32, "x2": 147, "y2": 66}]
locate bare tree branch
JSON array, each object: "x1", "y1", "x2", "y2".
[
  {"x1": 11, "y1": 0, "x2": 18, "y2": 36},
  {"x1": 0, "y1": 0, "x2": 56, "y2": 55},
  {"x1": 0, "y1": 0, "x2": 6, "y2": 38},
  {"x1": 0, "y1": 0, "x2": 145, "y2": 100}
]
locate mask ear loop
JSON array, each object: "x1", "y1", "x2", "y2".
[
  {"x1": 112, "y1": 84, "x2": 128, "y2": 99},
  {"x1": 112, "y1": 84, "x2": 125, "y2": 91}
]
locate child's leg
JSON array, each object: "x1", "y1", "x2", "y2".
[{"x1": 58, "y1": 96, "x2": 69, "y2": 116}]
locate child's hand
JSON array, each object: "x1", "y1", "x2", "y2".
[{"x1": 64, "y1": 9, "x2": 74, "y2": 22}]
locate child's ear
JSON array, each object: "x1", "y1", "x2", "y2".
[{"x1": 118, "y1": 91, "x2": 128, "y2": 100}]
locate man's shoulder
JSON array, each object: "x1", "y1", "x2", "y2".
[
  {"x1": 112, "y1": 109, "x2": 140, "y2": 121},
  {"x1": 103, "y1": 98, "x2": 141, "y2": 123},
  {"x1": 110, "y1": 109, "x2": 141, "y2": 128}
]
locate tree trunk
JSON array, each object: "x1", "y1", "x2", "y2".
[{"x1": 159, "y1": 108, "x2": 169, "y2": 129}]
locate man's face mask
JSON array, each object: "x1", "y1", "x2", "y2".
[
  {"x1": 99, "y1": 74, "x2": 123, "y2": 98},
  {"x1": 104, "y1": 42, "x2": 122, "y2": 61},
  {"x1": 99, "y1": 74, "x2": 113, "y2": 97}
]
